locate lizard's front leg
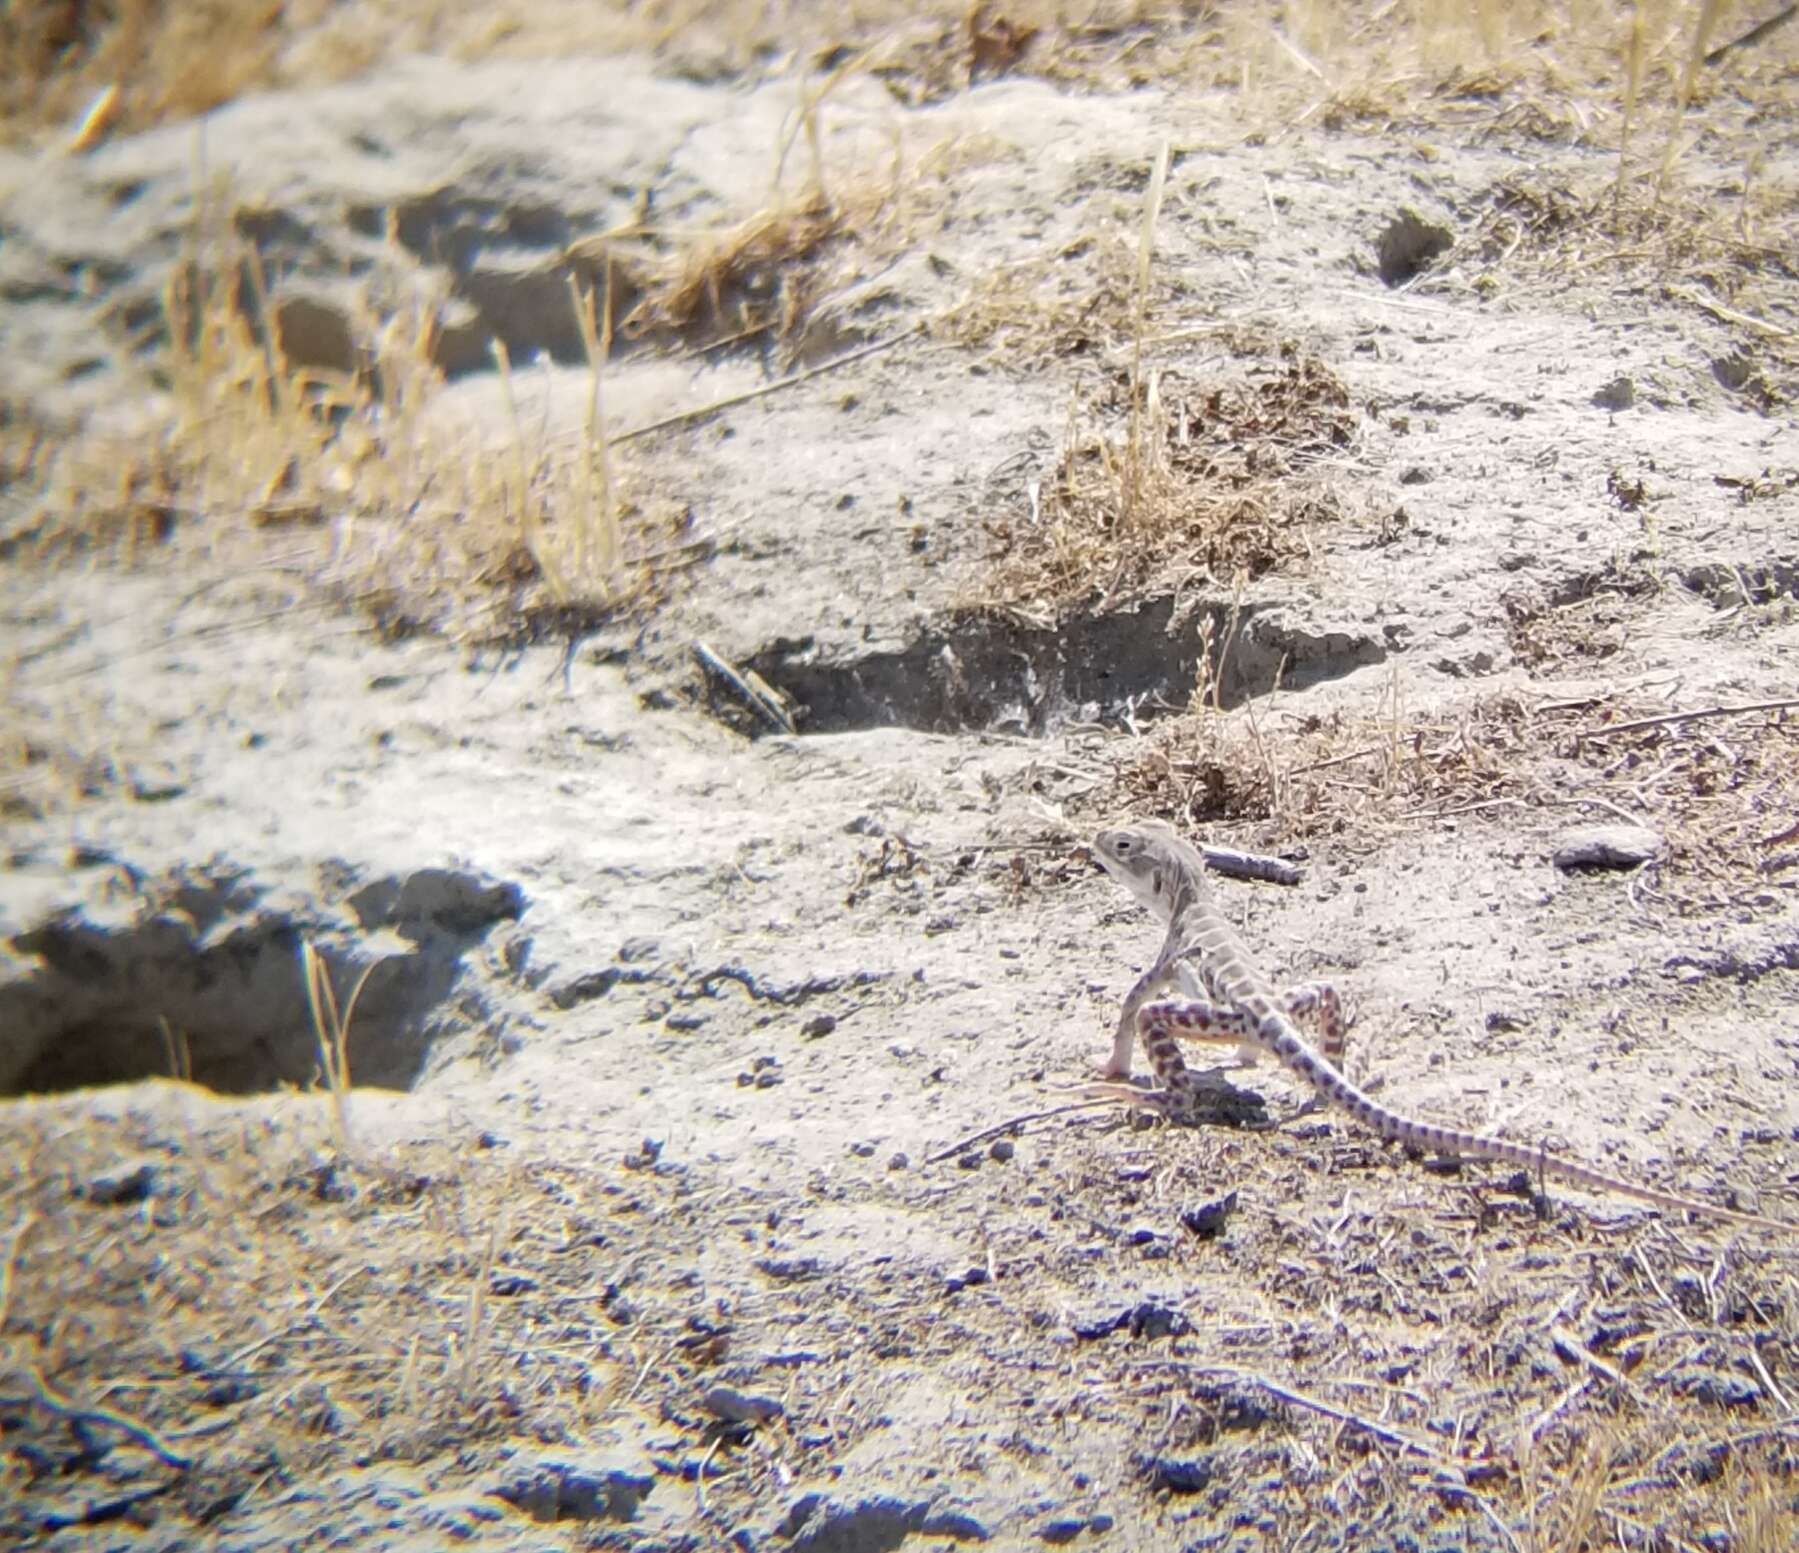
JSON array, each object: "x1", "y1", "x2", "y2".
[{"x1": 1102, "y1": 955, "x2": 1204, "y2": 1078}]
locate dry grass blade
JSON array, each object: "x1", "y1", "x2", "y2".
[
  {"x1": 22, "y1": 1365, "x2": 193, "y2": 1471},
  {"x1": 1655, "y1": 0, "x2": 1727, "y2": 199},
  {"x1": 1125, "y1": 140, "x2": 1171, "y2": 532},
  {"x1": 300, "y1": 941, "x2": 375, "y2": 1156},
  {"x1": 976, "y1": 334, "x2": 1356, "y2": 623},
  {"x1": 0, "y1": 1210, "x2": 34, "y2": 1330},
  {"x1": 569, "y1": 273, "x2": 621, "y2": 583}
]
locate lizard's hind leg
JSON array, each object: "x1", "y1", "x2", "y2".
[
  {"x1": 1273, "y1": 981, "x2": 1347, "y2": 1063},
  {"x1": 1162, "y1": 981, "x2": 1347, "y2": 1066}
]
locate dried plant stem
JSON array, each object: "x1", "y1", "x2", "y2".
[
  {"x1": 926, "y1": 1100, "x2": 1129, "y2": 1165},
  {"x1": 568, "y1": 272, "x2": 621, "y2": 586},
  {"x1": 25, "y1": 1366, "x2": 193, "y2": 1471},
  {"x1": 1655, "y1": 0, "x2": 1726, "y2": 200},
  {"x1": 1582, "y1": 697, "x2": 1799, "y2": 741},
  {"x1": 610, "y1": 327, "x2": 918, "y2": 445},
  {"x1": 301, "y1": 942, "x2": 377, "y2": 1156},
  {"x1": 1614, "y1": 12, "x2": 1643, "y2": 215},
  {"x1": 1125, "y1": 140, "x2": 1170, "y2": 531}
]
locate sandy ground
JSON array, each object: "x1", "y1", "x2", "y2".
[{"x1": 4, "y1": 31, "x2": 1799, "y2": 1553}]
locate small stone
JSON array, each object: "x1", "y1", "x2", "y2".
[
  {"x1": 988, "y1": 1138, "x2": 1015, "y2": 1162},
  {"x1": 888, "y1": 1152, "x2": 910, "y2": 1170},
  {"x1": 1179, "y1": 1191, "x2": 1238, "y2": 1238},
  {"x1": 1592, "y1": 376, "x2": 1636, "y2": 411},
  {"x1": 703, "y1": 1386, "x2": 784, "y2": 1425},
  {"x1": 849, "y1": 1141, "x2": 876, "y2": 1158},
  {"x1": 957, "y1": 1152, "x2": 981, "y2": 1170},
  {"x1": 800, "y1": 1015, "x2": 836, "y2": 1039},
  {"x1": 754, "y1": 1069, "x2": 784, "y2": 1089},
  {"x1": 622, "y1": 1138, "x2": 663, "y2": 1170},
  {"x1": 78, "y1": 1159, "x2": 159, "y2": 1206},
  {"x1": 666, "y1": 1011, "x2": 707, "y2": 1031},
  {"x1": 1552, "y1": 824, "x2": 1663, "y2": 872},
  {"x1": 1141, "y1": 1453, "x2": 1213, "y2": 1494},
  {"x1": 1126, "y1": 1302, "x2": 1189, "y2": 1339}
]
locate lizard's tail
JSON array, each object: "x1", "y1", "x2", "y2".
[{"x1": 1140, "y1": 997, "x2": 1789, "y2": 1234}]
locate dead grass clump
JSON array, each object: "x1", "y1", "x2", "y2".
[
  {"x1": 12, "y1": 192, "x2": 676, "y2": 637},
  {"x1": 979, "y1": 342, "x2": 1357, "y2": 624},
  {"x1": 614, "y1": 193, "x2": 849, "y2": 346},
  {"x1": 594, "y1": 166, "x2": 921, "y2": 361},
  {"x1": 0, "y1": 0, "x2": 286, "y2": 143},
  {"x1": 1104, "y1": 689, "x2": 1799, "y2": 897},
  {"x1": 0, "y1": 1094, "x2": 647, "y2": 1534},
  {"x1": 932, "y1": 227, "x2": 1141, "y2": 366},
  {"x1": 1499, "y1": 559, "x2": 1661, "y2": 671}
]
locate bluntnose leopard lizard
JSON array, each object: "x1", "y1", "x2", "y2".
[{"x1": 1091, "y1": 818, "x2": 1789, "y2": 1233}]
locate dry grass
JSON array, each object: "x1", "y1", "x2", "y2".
[
  {"x1": 971, "y1": 328, "x2": 1359, "y2": 625},
  {"x1": 10, "y1": 3, "x2": 1790, "y2": 158},
  {"x1": 1105, "y1": 684, "x2": 1799, "y2": 903},
  {"x1": 6, "y1": 1, "x2": 1790, "y2": 641},
  {"x1": 6, "y1": 182, "x2": 674, "y2": 638},
  {"x1": 0, "y1": 1092, "x2": 639, "y2": 1533},
  {"x1": 2, "y1": 1083, "x2": 1793, "y2": 1545},
  {"x1": 2, "y1": 60, "x2": 938, "y2": 641}
]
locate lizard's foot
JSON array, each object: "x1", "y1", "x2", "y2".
[
  {"x1": 1064, "y1": 1079, "x2": 1169, "y2": 1112},
  {"x1": 1282, "y1": 1093, "x2": 1325, "y2": 1124}
]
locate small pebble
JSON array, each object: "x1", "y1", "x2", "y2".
[
  {"x1": 988, "y1": 1138, "x2": 1015, "y2": 1162},
  {"x1": 622, "y1": 1138, "x2": 663, "y2": 1171},
  {"x1": 888, "y1": 1152, "x2": 910, "y2": 1171},
  {"x1": 1552, "y1": 824, "x2": 1663, "y2": 872},
  {"x1": 957, "y1": 1152, "x2": 981, "y2": 1170},
  {"x1": 78, "y1": 1159, "x2": 159, "y2": 1206},
  {"x1": 704, "y1": 1385, "x2": 784, "y2": 1425}
]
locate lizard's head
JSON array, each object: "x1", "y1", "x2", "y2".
[{"x1": 1091, "y1": 820, "x2": 1185, "y2": 916}]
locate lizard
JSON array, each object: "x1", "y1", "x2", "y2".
[
  {"x1": 1100, "y1": 841, "x2": 1345, "y2": 1082},
  {"x1": 1089, "y1": 818, "x2": 1790, "y2": 1233}
]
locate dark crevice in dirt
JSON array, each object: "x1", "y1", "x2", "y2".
[
  {"x1": 747, "y1": 599, "x2": 1388, "y2": 735},
  {"x1": 1, "y1": 861, "x2": 523, "y2": 1097},
  {"x1": 1663, "y1": 939, "x2": 1799, "y2": 986},
  {"x1": 1684, "y1": 555, "x2": 1799, "y2": 609},
  {"x1": 778, "y1": 1494, "x2": 993, "y2": 1551}
]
